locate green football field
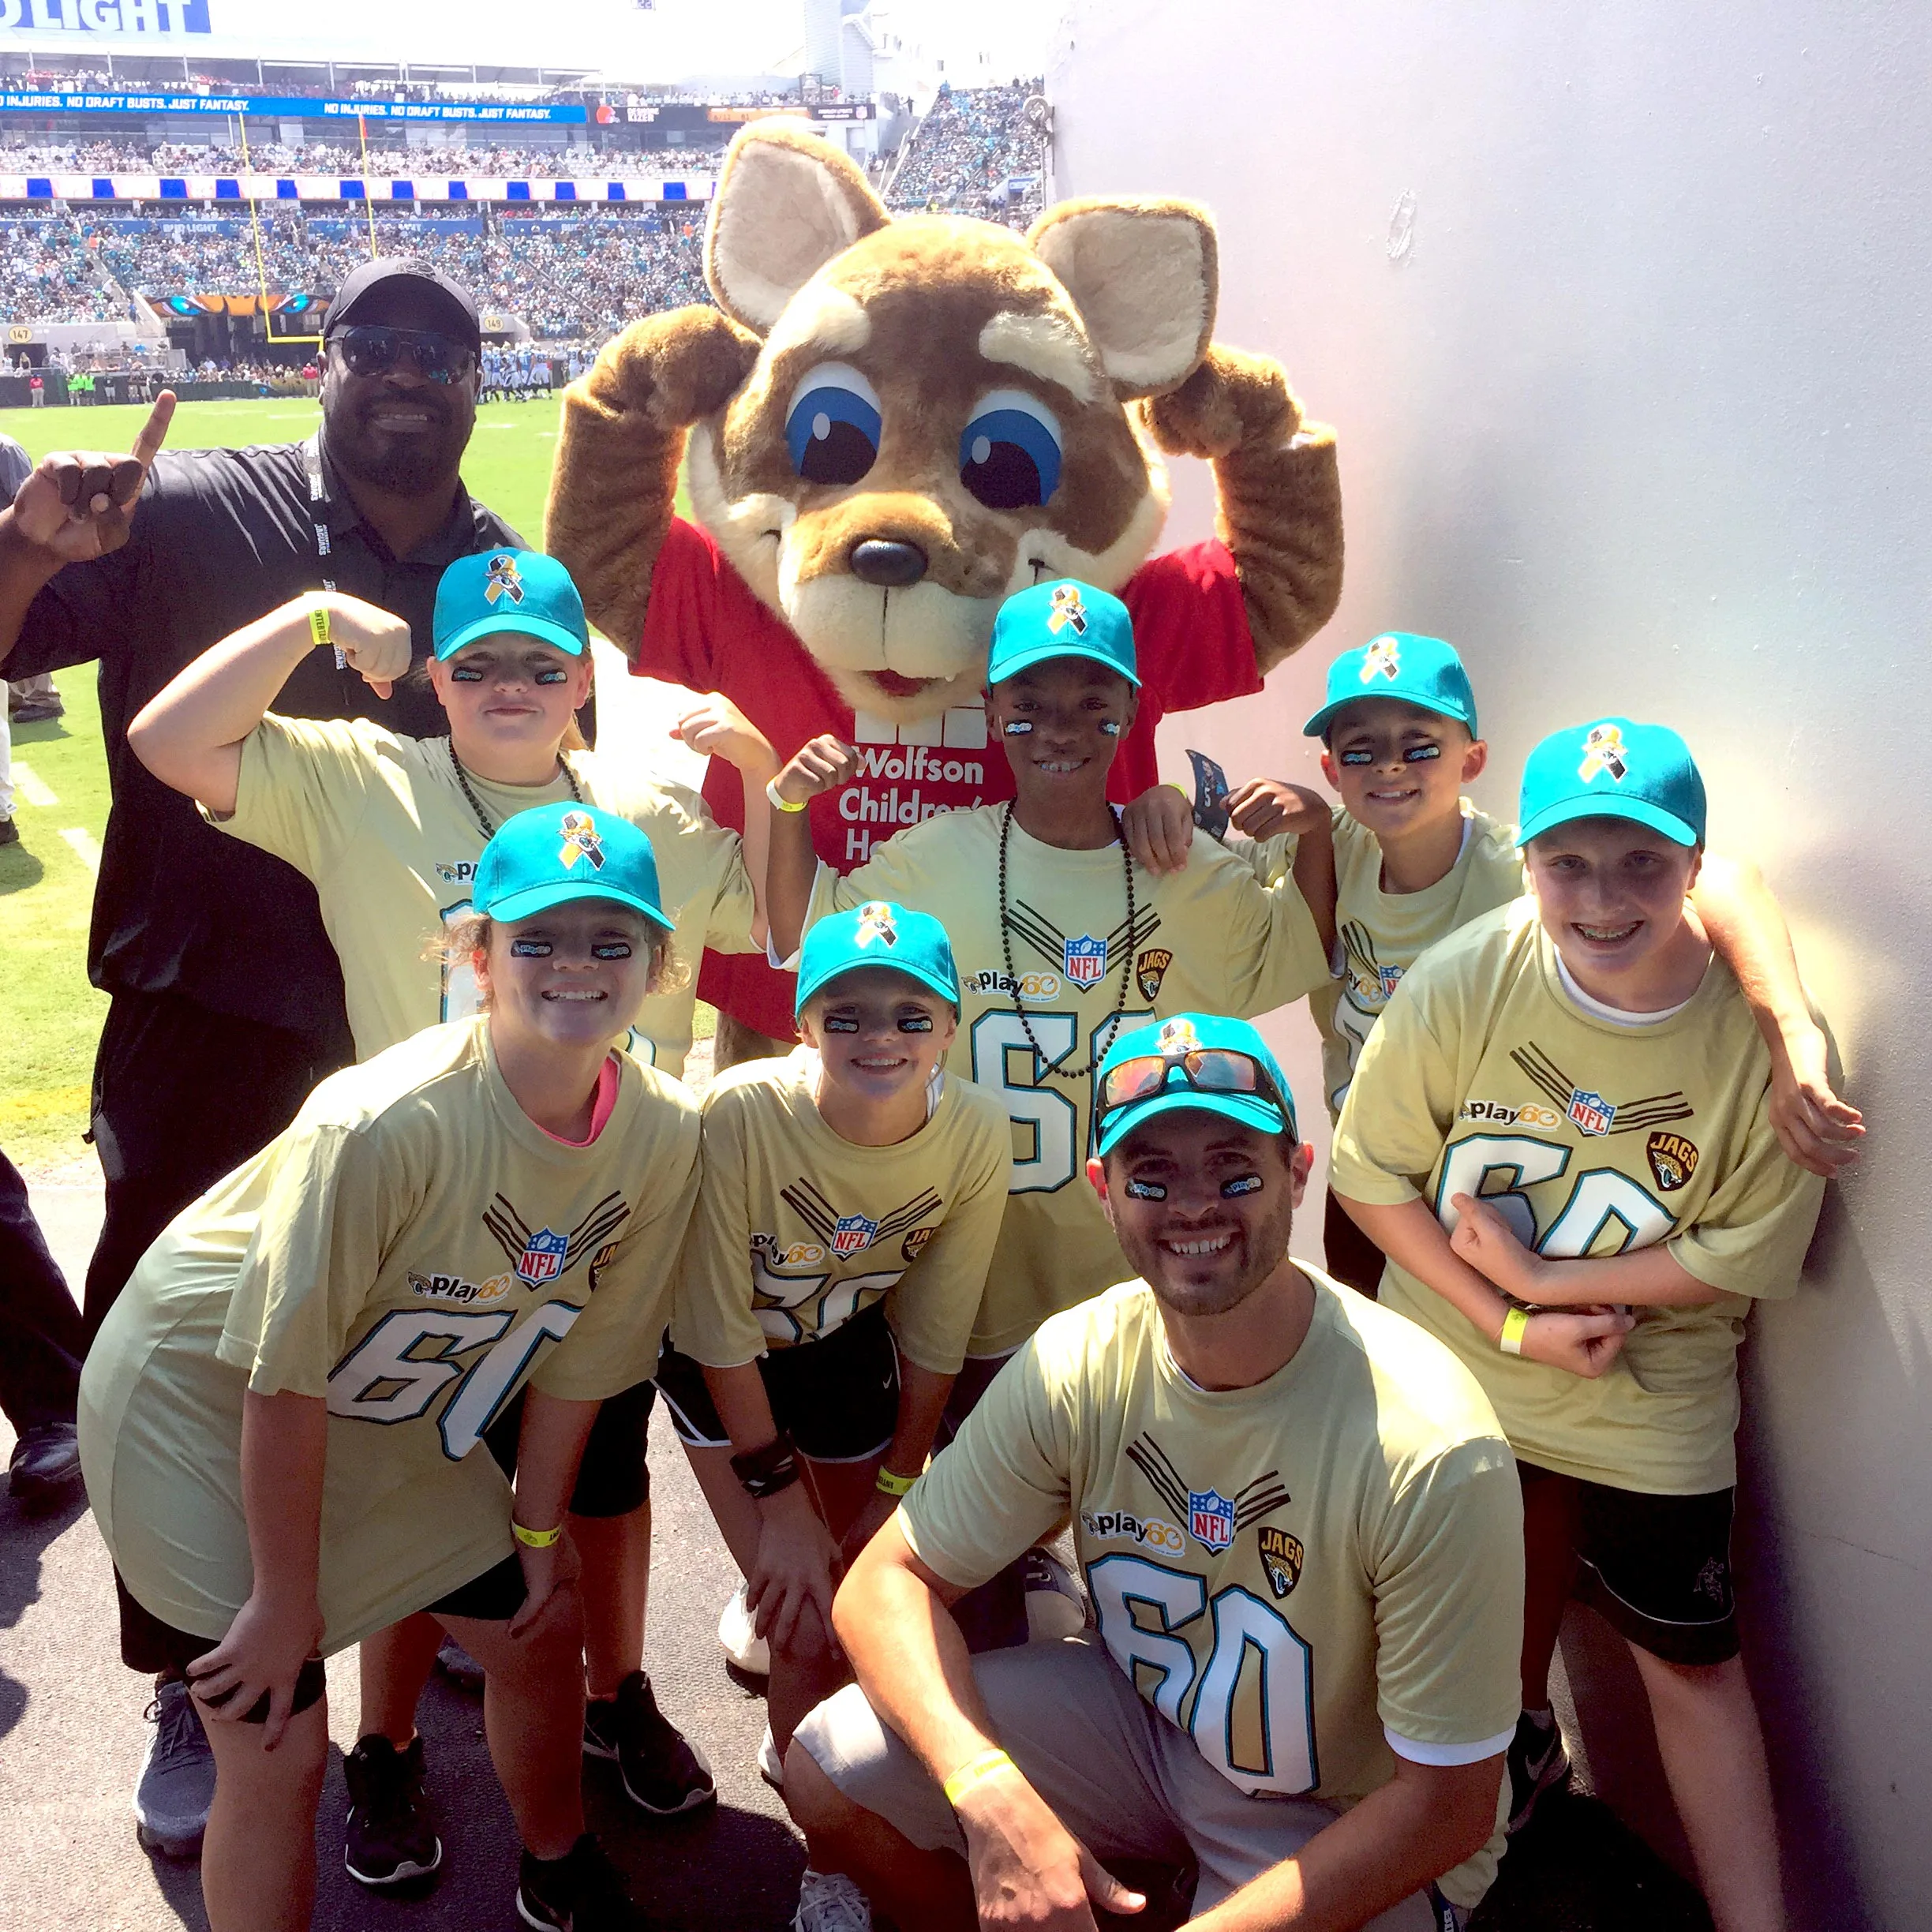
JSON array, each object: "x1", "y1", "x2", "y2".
[{"x1": 0, "y1": 395, "x2": 579, "y2": 1174}]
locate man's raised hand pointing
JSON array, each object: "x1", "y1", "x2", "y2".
[{"x1": 13, "y1": 389, "x2": 176, "y2": 563}]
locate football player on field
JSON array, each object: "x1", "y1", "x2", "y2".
[
  {"x1": 784, "y1": 1013, "x2": 1522, "y2": 1932},
  {"x1": 1331, "y1": 721, "x2": 1829, "y2": 1932}
]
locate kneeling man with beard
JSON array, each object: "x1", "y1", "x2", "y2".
[{"x1": 785, "y1": 1014, "x2": 1524, "y2": 1932}]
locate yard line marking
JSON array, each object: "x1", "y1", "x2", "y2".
[
  {"x1": 59, "y1": 826, "x2": 101, "y2": 874},
  {"x1": 11, "y1": 762, "x2": 56, "y2": 807}
]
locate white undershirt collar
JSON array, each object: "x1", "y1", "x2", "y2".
[{"x1": 1553, "y1": 951, "x2": 1694, "y2": 1027}]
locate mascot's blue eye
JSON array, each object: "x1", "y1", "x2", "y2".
[
  {"x1": 785, "y1": 362, "x2": 883, "y2": 485},
  {"x1": 959, "y1": 389, "x2": 1062, "y2": 510}
]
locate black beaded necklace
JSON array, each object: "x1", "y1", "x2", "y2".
[
  {"x1": 997, "y1": 800, "x2": 1138, "y2": 1081},
  {"x1": 448, "y1": 737, "x2": 584, "y2": 840}
]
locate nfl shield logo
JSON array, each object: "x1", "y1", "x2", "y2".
[
  {"x1": 1187, "y1": 1488, "x2": 1237, "y2": 1553},
  {"x1": 1567, "y1": 1088, "x2": 1616, "y2": 1136},
  {"x1": 1376, "y1": 963, "x2": 1405, "y2": 1000},
  {"x1": 1064, "y1": 935, "x2": 1107, "y2": 987},
  {"x1": 516, "y1": 1228, "x2": 569, "y2": 1286},
  {"x1": 832, "y1": 1214, "x2": 879, "y2": 1256}
]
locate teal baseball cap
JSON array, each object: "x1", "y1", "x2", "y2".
[
  {"x1": 1302, "y1": 631, "x2": 1477, "y2": 739},
  {"x1": 1095, "y1": 1013, "x2": 1297, "y2": 1157},
  {"x1": 986, "y1": 578, "x2": 1140, "y2": 689},
  {"x1": 1518, "y1": 718, "x2": 1707, "y2": 848},
  {"x1": 796, "y1": 900, "x2": 961, "y2": 1016},
  {"x1": 474, "y1": 802, "x2": 672, "y2": 927},
  {"x1": 434, "y1": 549, "x2": 589, "y2": 661}
]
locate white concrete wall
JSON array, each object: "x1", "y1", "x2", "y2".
[{"x1": 1050, "y1": 4, "x2": 1930, "y2": 1923}]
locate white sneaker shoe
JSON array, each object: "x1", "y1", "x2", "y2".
[
  {"x1": 792, "y1": 1868, "x2": 873, "y2": 1931},
  {"x1": 718, "y1": 1581, "x2": 771, "y2": 1676},
  {"x1": 758, "y1": 1720, "x2": 785, "y2": 1790}
]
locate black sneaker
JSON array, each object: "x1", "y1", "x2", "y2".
[
  {"x1": 1505, "y1": 1709, "x2": 1571, "y2": 1834},
  {"x1": 343, "y1": 1733, "x2": 443, "y2": 1886},
  {"x1": 517, "y1": 1833, "x2": 642, "y2": 1930},
  {"x1": 583, "y1": 1672, "x2": 716, "y2": 1817}
]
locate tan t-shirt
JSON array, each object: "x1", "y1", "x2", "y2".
[
  {"x1": 77, "y1": 1018, "x2": 702, "y2": 1653},
  {"x1": 1330, "y1": 899, "x2": 1826, "y2": 1493},
  {"x1": 214, "y1": 714, "x2": 758, "y2": 1074},
  {"x1": 899, "y1": 1271, "x2": 1522, "y2": 1910},
  {"x1": 672, "y1": 1047, "x2": 1012, "y2": 1373},
  {"x1": 806, "y1": 809, "x2": 1331, "y2": 1354}
]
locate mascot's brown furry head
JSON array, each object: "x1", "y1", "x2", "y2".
[{"x1": 549, "y1": 119, "x2": 1341, "y2": 721}]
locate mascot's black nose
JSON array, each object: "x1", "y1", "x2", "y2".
[{"x1": 849, "y1": 538, "x2": 928, "y2": 588}]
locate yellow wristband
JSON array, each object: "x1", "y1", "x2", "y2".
[
  {"x1": 942, "y1": 1747, "x2": 1016, "y2": 1808},
  {"x1": 1499, "y1": 1307, "x2": 1531, "y2": 1356},
  {"x1": 511, "y1": 1519, "x2": 563, "y2": 1548},
  {"x1": 307, "y1": 603, "x2": 332, "y2": 649},
  {"x1": 874, "y1": 1466, "x2": 917, "y2": 1498},
  {"x1": 765, "y1": 777, "x2": 809, "y2": 814}
]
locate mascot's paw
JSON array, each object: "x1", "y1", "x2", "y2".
[
  {"x1": 1140, "y1": 343, "x2": 1298, "y2": 462},
  {"x1": 593, "y1": 307, "x2": 762, "y2": 432}
]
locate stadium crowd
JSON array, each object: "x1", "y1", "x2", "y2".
[
  {"x1": 0, "y1": 139, "x2": 727, "y2": 178},
  {"x1": 0, "y1": 217, "x2": 125, "y2": 323},
  {"x1": 886, "y1": 78, "x2": 1046, "y2": 229}
]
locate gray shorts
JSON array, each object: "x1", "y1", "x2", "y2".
[{"x1": 793, "y1": 1634, "x2": 1436, "y2": 1925}]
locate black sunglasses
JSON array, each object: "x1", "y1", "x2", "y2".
[{"x1": 331, "y1": 324, "x2": 475, "y2": 384}]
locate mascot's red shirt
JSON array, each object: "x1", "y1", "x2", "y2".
[{"x1": 637, "y1": 517, "x2": 1263, "y2": 1039}]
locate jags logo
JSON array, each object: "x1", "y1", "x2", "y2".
[
  {"x1": 1578, "y1": 723, "x2": 1629, "y2": 783},
  {"x1": 1647, "y1": 1131, "x2": 1699, "y2": 1191},
  {"x1": 1046, "y1": 583, "x2": 1088, "y2": 635},
  {"x1": 1360, "y1": 634, "x2": 1402, "y2": 683},
  {"x1": 558, "y1": 810, "x2": 605, "y2": 871},
  {"x1": 855, "y1": 901, "x2": 898, "y2": 949},
  {"x1": 484, "y1": 552, "x2": 525, "y2": 605},
  {"x1": 1257, "y1": 1526, "x2": 1304, "y2": 1599},
  {"x1": 1136, "y1": 947, "x2": 1173, "y2": 1001},
  {"x1": 1157, "y1": 1016, "x2": 1202, "y2": 1055},
  {"x1": 901, "y1": 1225, "x2": 937, "y2": 1264},
  {"x1": 586, "y1": 1241, "x2": 620, "y2": 1292}
]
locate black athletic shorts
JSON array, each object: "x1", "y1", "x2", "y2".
[
  {"x1": 1322, "y1": 1189, "x2": 1387, "y2": 1299},
  {"x1": 483, "y1": 1376, "x2": 656, "y2": 1518},
  {"x1": 656, "y1": 1302, "x2": 898, "y2": 1462},
  {"x1": 112, "y1": 1553, "x2": 526, "y2": 1721},
  {"x1": 1520, "y1": 1462, "x2": 1740, "y2": 1665}
]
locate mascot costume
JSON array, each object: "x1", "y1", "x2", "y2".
[{"x1": 547, "y1": 121, "x2": 1344, "y2": 1058}]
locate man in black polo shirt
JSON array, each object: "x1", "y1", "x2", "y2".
[
  {"x1": 0, "y1": 258, "x2": 520, "y2": 1338},
  {"x1": 0, "y1": 258, "x2": 524, "y2": 1863}
]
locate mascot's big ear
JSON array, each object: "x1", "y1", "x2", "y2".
[
  {"x1": 706, "y1": 123, "x2": 891, "y2": 335},
  {"x1": 1029, "y1": 199, "x2": 1218, "y2": 399}
]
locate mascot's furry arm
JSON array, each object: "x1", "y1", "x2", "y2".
[
  {"x1": 543, "y1": 307, "x2": 761, "y2": 654},
  {"x1": 1143, "y1": 346, "x2": 1342, "y2": 676}
]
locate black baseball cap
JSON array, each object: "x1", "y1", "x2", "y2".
[{"x1": 324, "y1": 257, "x2": 481, "y2": 355}]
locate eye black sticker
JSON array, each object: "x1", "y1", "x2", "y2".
[
  {"x1": 1222, "y1": 1174, "x2": 1264, "y2": 1197},
  {"x1": 590, "y1": 942, "x2": 633, "y2": 960},
  {"x1": 823, "y1": 1015, "x2": 860, "y2": 1032},
  {"x1": 1125, "y1": 1178, "x2": 1167, "y2": 1200},
  {"x1": 510, "y1": 939, "x2": 553, "y2": 957},
  {"x1": 898, "y1": 1014, "x2": 934, "y2": 1033},
  {"x1": 1003, "y1": 720, "x2": 1034, "y2": 736},
  {"x1": 1099, "y1": 719, "x2": 1121, "y2": 736}
]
